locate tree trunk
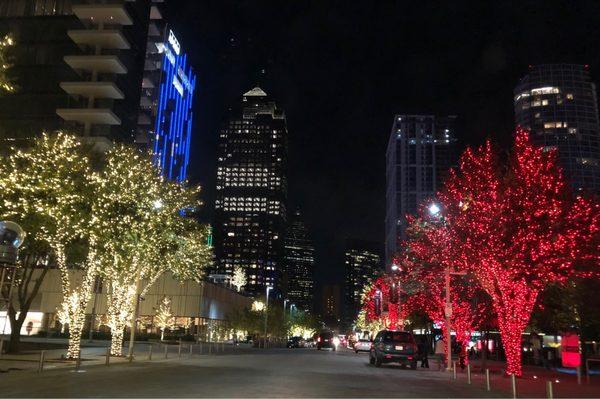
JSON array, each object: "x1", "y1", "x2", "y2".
[
  {"x1": 111, "y1": 327, "x2": 125, "y2": 356},
  {"x1": 7, "y1": 306, "x2": 25, "y2": 354},
  {"x1": 66, "y1": 310, "x2": 87, "y2": 359}
]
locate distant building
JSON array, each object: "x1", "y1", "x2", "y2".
[
  {"x1": 322, "y1": 284, "x2": 341, "y2": 326},
  {"x1": 0, "y1": 269, "x2": 252, "y2": 342},
  {"x1": 514, "y1": 64, "x2": 600, "y2": 193},
  {"x1": 283, "y1": 209, "x2": 315, "y2": 312},
  {"x1": 385, "y1": 115, "x2": 457, "y2": 269},
  {"x1": 213, "y1": 87, "x2": 288, "y2": 296},
  {"x1": 343, "y1": 239, "x2": 382, "y2": 326}
]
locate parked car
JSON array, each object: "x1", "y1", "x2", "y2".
[
  {"x1": 354, "y1": 339, "x2": 372, "y2": 353},
  {"x1": 369, "y1": 330, "x2": 418, "y2": 369},
  {"x1": 287, "y1": 336, "x2": 305, "y2": 348},
  {"x1": 305, "y1": 338, "x2": 316, "y2": 348},
  {"x1": 317, "y1": 331, "x2": 336, "y2": 351}
]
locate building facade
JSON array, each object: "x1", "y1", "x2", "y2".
[
  {"x1": 213, "y1": 87, "x2": 288, "y2": 296},
  {"x1": 0, "y1": 0, "x2": 83, "y2": 148},
  {"x1": 343, "y1": 239, "x2": 382, "y2": 326},
  {"x1": 514, "y1": 64, "x2": 600, "y2": 193},
  {"x1": 136, "y1": 16, "x2": 196, "y2": 182},
  {"x1": 283, "y1": 209, "x2": 315, "y2": 313},
  {"x1": 385, "y1": 115, "x2": 457, "y2": 268},
  {"x1": 0, "y1": 1, "x2": 194, "y2": 182},
  {"x1": 0, "y1": 269, "x2": 253, "y2": 342}
]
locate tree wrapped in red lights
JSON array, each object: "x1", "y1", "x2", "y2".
[
  {"x1": 400, "y1": 243, "x2": 492, "y2": 365},
  {"x1": 361, "y1": 275, "x2": 406, "y2": 331},
  {"x1": 434, "y1": 129, "x2": 599, "y2": 376}
]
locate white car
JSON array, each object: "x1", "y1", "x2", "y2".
[{"x1": 354, "y1": 339, "x2": 372, "y2": 353}]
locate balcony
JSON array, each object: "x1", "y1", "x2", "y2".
[
  {"x1": 68, "y1": 30, "x2": 130, "y2": 49},
  {"x1": 60, "y1": 82, "x2": 124, "y2": 99},
  {"x1": 56, "y1": 108, "x2": 121, "y2": 125},
  {"x1": 72, "y1": 4, "x2": 133, "y2": 25},
  {"x1": 64, "y1": 55, "x2": 127, "y2": 74}
]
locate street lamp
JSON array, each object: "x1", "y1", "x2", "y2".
[
  {"x1": 0, "y1": 221, "x2": 25, "y2": 354},
  {"x1": 263, "y1": 286, "x2": 272, "y2": 348},
  {"x1": 428, "y1": 202, "x2": 465, "y2": 371}
]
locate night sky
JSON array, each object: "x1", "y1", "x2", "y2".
[{"x1": 164, "y1": 1, "x2": 600, "y2": 289}]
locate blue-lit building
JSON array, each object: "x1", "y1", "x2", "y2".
[{"x1": 137, "y1": 13, "x2": 196, "y2": 183}]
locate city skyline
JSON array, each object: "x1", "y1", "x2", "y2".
[{"x1": 174, "y1": 1, "x2": 600, "y2": 291}]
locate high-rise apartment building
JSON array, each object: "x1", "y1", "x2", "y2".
[
  {"x1": 514, "y1": 64, "x2": 600, "y2": 193},
  {"x1": 385, "y1": 115, "x2": 457, "y2": 268},
  {"x1": 0, "y1": 1, "x2": 82, "y2": 148},
  {"x1": 213, "y1": 87, "x2": 288, "y2": 296},
  {"x1": 0, "y1": 1, "x2": 195, "y2": 182},
  {"x1": 283, "y1": 209, "x2": 315, "y2": 313},
  {"x1": 343, "y1": 239, "x2": 382, "y2": 325}
]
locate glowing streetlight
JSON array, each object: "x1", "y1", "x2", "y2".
[{"x1": 428, "y1": 203, "x2": 441, "y2": 216}]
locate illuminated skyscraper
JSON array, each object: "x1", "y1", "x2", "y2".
[
  {"x1": 385, "y1": 115, "x2": 457, "y2": 268},
  {"x1": 343, "y1": 239, "x2": 382, "y2": 325},
  {"x1": 213, "y1": 87, "x2": 288, "y2": 295},
  {"x1": 514, "y1": 64, "x2": 600, "y2": 193},
  {"x1": 136, "y1": 12, "x2": 196, "y2": 182},
  {"x1": 283, "y1": 209, "x2": 315, "y2": 312}
]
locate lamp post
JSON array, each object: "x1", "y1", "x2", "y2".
[
  {"x1": 0, "y1": 221, "x2": 25, "y2": 354},
  {"x1": 428, "y1": 203, "x2": 466, "y2": 371},
  {"x1": 390, "y1": 262, "x2": 403, "y2": 331},
  {"x1": 263, "y1": 286, "x2": 272, "y2": 348}
]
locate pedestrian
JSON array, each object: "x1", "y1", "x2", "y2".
[
  {"x1": 417, "y1": 338, "x2": 429, "y2": 368},
  {"x1": 434, "y1": 338, "x2": 446, "y2": 370}
]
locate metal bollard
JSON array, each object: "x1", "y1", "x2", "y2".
[
  {"x1": 189, "y1": 344, "x2": 193, "y2": 358},
  {"x1": 199, "y1": 342, "x2": 203, "y2": 355},
  {"x1": 577, "y1": 365, "x2": 582, "y2": 385},
  {"x1": 105, "y1": 347, "x2": 110, "y2": 366},
  {"x1": 510, "y1": 373, "x2": 517, "y2": 399},
  {"x1": 546, "y1": 381, "x2": 553, "y2": 399},
  {"x1": 467, "y1": 363, "x2": 471, "y2": 384},
  {"x1": 209, "y1": 343, "x2": 212, "y2": 355},
  {"x1": 452, "y1": 361, "x2": 457, "y2": 380},
  {"x1": 178, "y1": 339, "x2": 182, "y2": 358},
  {"x1": 148, "y1": 344, "x2": 153, "y2": 360},
  {"x1": 164, "y1": 345, "x2": 168, "y2": 359},
  {"x1": 75, "y1": 351, "x2": 82, "y2": 371},
  {"x1": 222, "y1": 342, "x2": 225, "y2": 353},
  {"x1": 485, "y1": 369, "x2": 491, "y2": 391},
  {"x1": 38, "y1": 350, "x2": 45, "y2": 373}
]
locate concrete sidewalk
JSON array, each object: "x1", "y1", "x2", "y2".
[
  {"x1": 0, "y1": 339, "x2": 248, "y2": 374},
  {"x1": 446, "y1": 359, "x2": 600, "y2": 398}
]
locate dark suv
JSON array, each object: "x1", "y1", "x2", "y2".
[
  {"x1": 369, "y1": 330, "x2": 417, "y2": 369},
  {"x1": 317, "y1": 331, "x2": 336, "y2": 351}
]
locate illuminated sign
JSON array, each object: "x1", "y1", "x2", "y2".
[{"x1": 168, "y1": 30, "x2": 180, "y2": 55}]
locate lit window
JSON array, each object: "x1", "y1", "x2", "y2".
[
  {"x1": 566, "y1": 93, "x2": 574, "y2": 100},
  {"x1": 530, "y1": 87, "x2": 560, "y2": 95}
]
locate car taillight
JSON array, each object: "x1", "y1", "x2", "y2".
[{"x1": 317, "y1": 337, "x2": 321, "y2": 343}]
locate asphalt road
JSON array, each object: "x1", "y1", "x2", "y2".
[{"x1": 0, "y1": 347, "x2": 504, "y2": 397}]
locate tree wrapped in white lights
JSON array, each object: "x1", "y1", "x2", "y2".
[
  {"x1": 155, "y1": 296, "x2": 174, "y2": 341},
  {"x1": 231, "y1": 266, "x2": 246, "y2": 292},
  {"x1": 0, "y1": 34, "x2": 16, "y2": 93},
  {"x1": 93, "y1": 146, "x2": 211, "y2": 356},
  {"x1": 0, "y1": 132, "x2": 99, "y2": 359}
]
